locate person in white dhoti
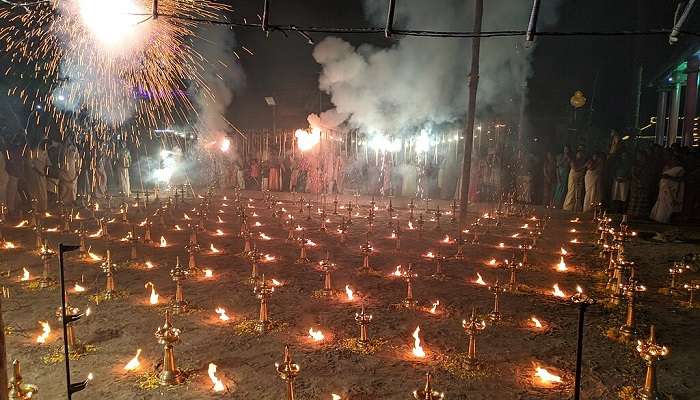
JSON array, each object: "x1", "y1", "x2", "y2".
[
  {"x1": 58, "y1": 142, "x2": 80, "y2": 206},
  {"x1": 563, "y1": 151, "x2": 587, "y2": 212},
  {"x1": 650, "y1": 158, "x2": 685, "y2": 224},
  {"x1": 116, "y1": 143, "x2": 131, "y2": 197},
  {"x1": 583, "y1": 152, "x2": 604, "y2": 213}
]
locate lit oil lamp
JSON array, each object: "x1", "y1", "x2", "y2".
[
  {"x1": 413, "y1": 372, "x2": 444, "y2": 400},
  {"x1": 345, "y1": 285, "x2": 355, "y2": 301},
  {"x1": 556, "y1": 257, "x2": 568, "y2": 272},
  {"x1": 100, "y1": 250, "x2": 118, "y2": 299},
  {"x1": 530, "y1": 316, "x2": 543, "y2": 329},
  {"x1": 38, "y1": 241, "x2": 56, "y2": 288},
  {"x1": 295, "y1": 236, "x2": 311, "y2": 264},
  {"x1": 402, "y1": 263, "x2": 418, "y2": 309},
  {"x1": 488, "y1": 280, "x2": 506, "y2": 321},
  {"x1": 159, "y1": 236, "x2": 168, "y2": 247},
  {"x1": 429, "y1": 300, "x2": 440, "y2": 315},
  {"x1": 275, "y1": 345, "x2": 301, "y2": 400},
  {"x1": 209, "y1": 243, "x2": 221, "y2": 254},
  {"x1": 55, "y1": 298, "x2": 85, "y2": 353},
  {"x1": 318, "y1": 255, "x2": 337, "y2": 296},
  {"x1": 472, "y1": 272, "x2": 486, "y2": 286},
  {"x1": 204, "y1": 269, "x2": 214, "y2": 278},
  {"x1": 247, "y1": 246, "x2": 263, "y2": 285},
  {"x1": 259, "y1": 232, "x2": 272, "y2": 241},
  {"x1": 636, "y1": 325, "x2": 669, "y2": 400},
  {"x1": 308, "y1": 327, "x2": 325, "y2": 342},
  {"x1": 20, "y1": 267, "x2": 30, "y2": 282},
  {"x1": 552, "y1": 284, "x2": 567, "y2": 298},
  {"x1": 215, "y1": 307, "x2": 230, "y2": 321},
  {"x1": 185, "y1": 241, "x2": 202, "y2": 276},
  {"x1": 155, "y1": 310, "x2": 183, "y2": 385},
  {"x1": 619, "y1": 279, "x2": 647, "y2": 339},
  {"x1": 8, "y1": 359, "x2": 39, "y2": 399},
  {"x1": 355, "y1": 304, "x2": 373, "y2": 345},
  {"x1": 214, "y1": 229, "x2": 224, "y2": 236},
  {"x1": 358, "y1": 235, "x2": 373, "y2": 273},
  {"x1": 169, "y1": 257, "x2": 189, "y2": 314},
  {"x1": 73, "y1": 283, "x2": 86, "y2": 293},
  {"x1": 462, "y1": 308, "x2": 487, "y2": 367},
  {"x1": 430, "y1": 251, "x2": 447, "y2": 280},
  {"x1": 35, "y1": 320, "x2": 51, "y2": 344},
  {"x1": 560, "y1": 247, "x2": 569, "y2": 256},
  {"x1": 254, "y1": 275, "x2": 274, "y2": 333},
  {"x1": 667, "y1": 262, "x2": 689, "y2": 294}
]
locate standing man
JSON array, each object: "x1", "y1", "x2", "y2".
[
  {"x1": 117, "y1": 142, "x2": 131, "y2": 197},
  {"x1": 58, "y1": 141, "x2": 80, "y2": 206},
  {"x1": 4, "y1": 136, "x2": 25, "y2": 216}
]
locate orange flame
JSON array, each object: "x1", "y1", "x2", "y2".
[
  {"x1": 473, "y1": 272, "x2": 486, "y2": 286},
  {"x1": 308, "y1": 328, "x2": 325, "y2": 341},
  {"x1": 271, "y1": 279, "x2": 283, "y2": 287},
  {"x1": 46, "y1": 227, "x2": 59, "y2": 232},
  {"x1": 208, "y1": 363, "x2": 226, "y2": 392},
  {"x1": 254, "y1": 222, "x2": 262, "y2": 227},
  {"x1": 145, "y1": 282, "x2": 159, "y2": 305},
  {"x1": 411, "y1": 326, "x2": 426, "y2": 358},
  {"x1": 569, "y1": 238, "x2": 579, "y2": 244},
  {"x1": 511, "y1": 233, "x2": 520, "y2": 238},
  {"x1": 123, "y1": 349, "x2": 142, "y2": 371},
  {"x1": 570, "y1": 217, "x2": 580, "y2": 223},
  {"x1": 20, "y1": 267, "x2": 30, "y2": 281},
  {"x1": 14, "y1": 220, "x2": 28, "y2": 228},
  {"x1": 259, "y1": 233, "x2": 272, "y2": 240},
  {"x1": 392, "y1": 265, "x2": 403, "y2": 277},
  {"x1": 429, "y1": 300, "x2": 440, "y2": 314},
  {"x1": 36, "y1": 321, "x2": 50, "y2": 343},
  {"x1": 145, "y1": 261, "x2": 154, "y2": 269},
  {"x1": 531, "y1": 316, "x2": 543, "y2": 328},
  {"x1": 160, "y1": 236, "x2": 167, "y2": 247},
  {"x1": 215, "y1": 229, "x2": 224, "y2": 236},
  {"x1": 408, "y1": 221, "x2": 415, "y2": 230},
  {"x1": 345, "y1": 285, "x2": 354, "y2": 301},
  {"x1": 423, "y1": 252, "x2": 435, "y2": 258},
  {"x1": 488, "y1": 259, "x2": 497, "y2": 266},
  {"x1": 498, "y1": 242, "x2": 505, "y2": 248},
  {"x1": 88, "y1": 228, "x2": 103, "y2": 238},
  {"x1": 215, "y1": 307, "x2": 230, "y2": 321},
  {"x1": 442, "y1": 235, "x2": 451, "y2": 243},
  {"x1": 217, "y1": 216, "x2": 224, "y2": 224},
  {"x1": 535, "y1": 365, "x2": 562, "y2": 384},
  {"x1": 569, "y1": 228, "x2": 577, "y2": 233},
  {"x1": 3, "y1": 242, "x2": 16, "y2": 249},
  {"x1": 560, "y1": 247, "x2": 568, "y2": 256},
  {"x1": 174, "y1": 225, "x2": 183, "y2": 231},
  {"x1": 552, "y1": 284, "x2": 566, "y2": 298},
  {"x1": 264, "y1": 254, "x2": 276, "y2": 262},
  {"x1": 88, "y1": 252, "x2": 102, "y2": 261},
  {"x1": 556, "y1": 257, "x2": 568, "y2": 272},
  {"x1": 210, "y1": 244, "x2": 220, "y2": 253},
  {"x1": 184, "y1": 213, "x2": 191, "y2": 220},
  {"x1": 74, "y1": 283, "x2": 86, "y2": 293}
]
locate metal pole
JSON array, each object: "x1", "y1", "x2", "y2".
[
  {"x1": 574, "y1": 303, "x2": 589, "y2": 400},
  {"x1": 458, "y1": 0, "x2": 483, "y2": 223},
  {"x1": 385, "y1": 0, "x2": 397, "y2": 38},
  {"x1": 262, "y1": 0, "x2": 270, "y2": 33},
  {"x1": 0, "y1": 297, "x2": 8, "y2": 400},
  {"x1": 59, "y1": 244, "x2": 72, "y2": 399},
  {"x1": 525, "y1": 0, "x2": 542, "y2": 42}
]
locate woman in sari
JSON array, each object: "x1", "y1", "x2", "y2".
[
  {"x1": 563, "y1": 150, "x2": 586, "y2": 212},
  {"x1": 650, "y1": 157, "x2": 685, "y2": 223},
  {"x1": 583, "y1": 152, "x2": 604, "y2": 212},
  {"x1": 553, "y1": 146, "x2": 571, "y2": 208}
]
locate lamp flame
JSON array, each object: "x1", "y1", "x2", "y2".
[
  {"x1": 21, "y1": 268, "x2": 30, "y2": 281},
  {"x1": 264, "y1": 254, "x2": 276, "y2": 262},
  {"x1": 498, "y1": 242, "x2": 505, "y2": 248},
  {"x1": 215, "y1": 229, "x2": 224, "y2": 236},
  {"x1": 174, "y1": 225, "x2": 183, "y2": 231},
  {"x1": 145, "y1": 261, "x2": 154, "y2": 269},
  {"x1": 123, "y1": 349, "x2": 142, "y2": 371},
  {"x1": 208, "y1": 363, "x2": 226, "y2": 392},
  {"x1": 210, "y1": 244, "x2": 220, "y2": 253},
  {"x1": 552, "y1": 284, "x2": 566, "y2": 298},
  {"x1": 204, "y1": 269, "x2": 214, "y2": 278},
  {"x1": 88, "y1": 228, "x2": 103, "y2": 238},
  {"x1": 308, "y1": 328, "x2": 325, "y2": 341},
  {"x1": 145, "y1": 282, "x2": 159, "y2": 305},
  {"x1": 488, "y1": 259, "x2": 497, "y2": 266},
  {"x1": 392, "y1": 265, "x2": 403, "y2": 277},
  {"x1": 531, "y1": 316, "x2": 543, "y2": 328},
  {"x1": 429, "y1": 300, "x2": 440, "y2": 314},
  {"x1": 184, "y1": 213, "x2": 191, "y2": 220},
  {"x1": 473, "y1": 272, "x2": 486, "y2": 286},
  {"x1": 411, "y1": 326, "x2": 426, "y2": 358},
  {"x1": 215, "y1": 307, "x2": 230, "y2": 321},
  {"x1": 408, "y1": 221, "x2": 415, "y2": 230},
  {"x1": 3, "y1": 242, "x2": 16, "y2": 249},
  {"x1": 556, "y1": 257, "x2": 568, "y2": 272},
  {"x1": 345, "y1": 285, "x2": 354, "y2": 301},
  {"x1": 442, "y1": 235, "x2": 451, "y2": 243},
  {"x1": 259, "y1": 233, "x2": 271, "y2": 240},
  {"x1": 560, "y1": 247, "x2": 568, "y2": 256},
  {"x1": 535, "y1": 366, "x2": 562, "y2": 384},
  {"x1": 160, "y1": 236, "x2": 167, "y2": 247},
  {"x1": 423, "y1": 252, "x2": 435, "y2": 258},
  {"x1": 14, "y1": 220, "x2": 28, "y2": 228},
  {"x1": 36, "y1": 321, "x2": 50, "y2": 343},
  {"x1": 74, "y1": 283, "x2": 86, "y2": 292}
]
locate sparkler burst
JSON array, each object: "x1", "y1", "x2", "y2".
[{"x1": 0, "y1": 0, "x2": 231, "y2": 138}]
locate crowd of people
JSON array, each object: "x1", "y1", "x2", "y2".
[
  {"x1": 473, "y1": 133, "x2": 700, "y2": 224},
  {"x1": 0, "y1": 135, "x2": 131, "y2": 217}
]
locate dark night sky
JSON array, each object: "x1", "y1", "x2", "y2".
[{"x1": 224, "y1": 0, "x2": 696, "y2": 137}]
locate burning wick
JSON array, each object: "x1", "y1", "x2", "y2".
[
  {"x1": 295, "y1": 225, "x2": 303, "y2": 231},
  {"x1": 552, "y1": 284, "x2": 567, "y2": 298},
  {"x1": 88, "y1": 228, "x2": 103, "y2": 238},
  {"x1": 259, "y1": 233, "x2": 272, "y2": 240},
  {"x1": 3, "y1": 242, "x2": 16, "y2": 249},
  {"x1": 217, "y1": 216, "x2": 224, "y2": 224},
  {"x1": 511, "y1": 233, "x2": 520, "y2": 238},
  {"x1": 570, "y1": 217, "x2": 580, "y2": 223},
  {"x1": 252, "y1": 212, "x2": 259, "y2": 217},
  {"x1": 204, "y1": 269, "x2": 214, "y2": 278},
  {"x1": 531, "y1": 316, "x2": 543, "y2": 329},
  {"x1": 411, "y1": 326, "x2": 426, "y2": 358},
  {"x1": 160, "y1": 236, "x2": 167, "y2": 247},
  {"x1": 521, "y1": 224, "x2": 529, "y2": 229},
  {"x1": 488, "y1": 259, "x2": 497, "y2": 266},
  {"x1": 145, "y1": 261, "x2": 154, "y2": 269},
  {"x1": 308, "y1": 328, "x2": 325, "y2": 342},
  {"x1": 569, "y1": 238, "x2": 579, "y2": 244},
  {"x1": 14, "y1": 220, "x2": 28, "y2": 228},
  {"x1": 184, "y1": 213, "x2": 191, "y2": 220},
  {"x1": 570, "y1": 228, "x2": 577, "y2": 233},
  {"x1": 271, "y1": 279, "x2": 283, "y2": 287},
  {"x1": 392, "y1": 265, "x2": 403, "y2": 277},
  {"x1": 174, "y1": 225, "x2": 183, "y2": 231},
  {"x1": 208, "y1": 363, "x2": 226, "y2": 392},
  {"x1": 423, "y1": 252, "x2": 435, "y2": 258},
  {"x1": 73, "y1": 283, "x2": 86, "y2": 293},
  {"x1": 408, "y1": 221, "x2": 415, "y2": 230},
  {"x1": 36, "y1": 321, "x2": 51, "y2": 343},
  {"x1": 254, "y1": 222, "x2": 262, "y2": 227},
  {"x1": 556, "y1": 257, "x2": 568, "y2": 272},
  {"x1": 215, "y1": 229, "x2": 224, "y2": 236},
  {"x1": 429, "y1": 300, "x2": 440, "y2": 314},
  {"x1": 498, "y1": 243, "x2": 505, "y2": 248},
  {"x1": 535, "y1": 365, "x2": 562, "y2": 384},
  {"x1": 345, "y1": 285, "x2": 355, "y2": 301},
  {"x1": 145, "y1": 282, "x2": 159, "y2": 305},
  {"x1": 215, "y1": 307, "x2": 230, "y2": 321},
  {"x1": 139, "y1": 219, "x2": 147, "y2": 227},
  {"x1": 20, "y1": 268, "x2": 30, "y2": 281},
  {"x1": 123, "y1": 349, "x2": 142, "y2": 371},
  {"x1": 332, "y1": 395, "x2": 342, "y2": 400},
  {"x1": 442, "y1": 235, "x2": 451, "y2": 243},
  {"x1": 264, "y1": 254, "x2": 276, "y2": 262},
  {"x1": 473, "y1": 272, "x2": 486, "y2": 286},
  {"x1": 210, "y1": 244, "x2": 220, "y2": 253},
  {"x1": 560, "y1": 247, "x2": 569, "y2": 256}
]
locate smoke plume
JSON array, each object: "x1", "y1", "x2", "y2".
[{"x1": 311, "y1": 0, "x2": 560, "y2": 133}]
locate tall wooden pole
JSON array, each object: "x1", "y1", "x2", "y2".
[{"x1": 459, "y1": 0, "x2": 483, "y2": 223}]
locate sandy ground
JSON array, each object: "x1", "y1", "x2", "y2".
[{"x1": 0, "y1": 189, "x2": 698, "y2": 400}]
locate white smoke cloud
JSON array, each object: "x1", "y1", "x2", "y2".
[
  {"x1": 190, "y1": 24, "x2": 245, "y2": 142},
  {"x1": 312, "y1": 0, "x2": 561, "y2": 133}
]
